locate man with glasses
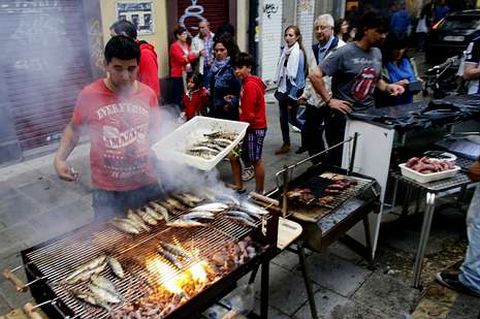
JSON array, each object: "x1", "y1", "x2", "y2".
[
  {"x1": 192, "y1": 19, "x2": 215, "y2": 87},
  {"x1": 297, "y1": 14, "x2": 344, "y2": 155}
]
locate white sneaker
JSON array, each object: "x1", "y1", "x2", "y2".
[{"x1": 291, "y1": 125, "x2": 301, "y2": 133}]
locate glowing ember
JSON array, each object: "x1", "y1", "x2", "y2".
[
  {"x1": 189, "y1": 261, "x2": 208, "y2": 282},
  {"x1": 146, "y1": 258, "x2": 183, "y2": 294}
]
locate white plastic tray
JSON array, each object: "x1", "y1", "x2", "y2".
[
  {"x1": 152, "y1": 116, "x2": 249, "y2": 170},
  {"x1": 398, "y1": 163, "x2": 461, "y2": 184}
]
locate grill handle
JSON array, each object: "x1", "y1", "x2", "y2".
[
  {"x1": 3, "y1": 268, "x2": 27, "y2": 293},
  {"x1": 23, "y1": 303, "x2": 44, "y2": 319},
  {"x1": 249, "y1": 192, "x2": 279, "y2": 207}
]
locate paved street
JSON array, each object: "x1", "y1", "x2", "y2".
[{"x1": 0, "y1": 93, "x2": 478, "y2": 318}]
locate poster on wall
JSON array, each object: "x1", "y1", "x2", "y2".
[{"x1": 116, "y1": 1, "x2": 154, "y2": 35}]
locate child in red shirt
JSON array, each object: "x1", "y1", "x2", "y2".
[
  {"x1": 182, "y1": 72, "x2": 209, "y2": 120},
  {"x1": 231, "y1": 53, "x2": 267, "y2": 194}
]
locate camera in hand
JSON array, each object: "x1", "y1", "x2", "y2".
[{"x1": 407, "y1": 81, "x2": 422, "y2": 94}]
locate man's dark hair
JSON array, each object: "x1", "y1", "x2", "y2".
[
  {"x1": 173, "y1": 26, "x2": 187, "y2": 38},
  {"x1": 233, "y1": 52, "x2": 254, "y2": 68},
  {"x1": 104, "y1": 35, "x2": 141, "y2": 64},
  {"x1": 110, "y1": 20, "x2": 137, "y2": 39},
  {"x1": 354, "y1": 10, "x2": 388, "y2": 41}
]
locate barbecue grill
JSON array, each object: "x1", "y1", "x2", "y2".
[
  {"x1": 5, "y1": 193, "x2": 279, "y2": 319},
  {"x1": 265, "y1": 136, "x2": 380, "y2": 319}
]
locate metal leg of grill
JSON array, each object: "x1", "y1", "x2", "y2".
[
  {"x1": 362, "y1": 216, "x2": 374, "y2": 268},
  {"x1": 412, "y1": 192, "x2": 436, "y2": 288},
  {"x1": 260, "y1": 260, "x2": 270, "y2": 319},
  {"x1": 297, "y1": 242, "x2": 318, "y2": 319}
]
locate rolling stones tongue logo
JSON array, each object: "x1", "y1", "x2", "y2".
[{"x1": 351, "y1": 67, "x2": 377, "y2": 101}]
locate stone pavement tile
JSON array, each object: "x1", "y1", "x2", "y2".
[
  {"x1": 1, "y1": 170, "x2": 45, "y2": 189},
  {"x1": 323, "y1": 301, "x2": 395, "y2": 319},
  {"x1": 17, "y1": 177, "x2": 81, "y2": 208},
  {"x1": 303, "y1": 252, "x2": 372, "y2": 297},
  {"x1": 0, "y1": 294, "x2": 11, "y2": 316},
  {"x1": 251, "y1": 263, "x2": 319, "y2": 316},
  {"x1": 0, "y1": 193, "x2": 41, "y2": 228},
  {"x1": 271, "y1": 250, "x2": 299, "y2": 271},
  {"x1": 0, "y1": 279, "x2": 33, "y2": 311},
  {"x1": 353, "y1": 272, "x2": 419, "y2": 317},
  {"x1": 0, "y1": 182, "x2": 18, "y2": 199},
  {"x1": 292, "y1": 287, "x2": 350, "y2": 319},
  {"x1": 28, "y1": 198, "x2": 93, "y2": 245},
  {"x1": 327, "y1": 241, "x2": 364, "y2": 264},
  {"x1": 0, "y1": 163, "x2": 32, "y2": 183},
  {"x1": 0, "y1": 224, "x2": 36, "y2": 257},
  {"x1": 0, "y1": 253, "x2": 27, "y2": 284},
  {"x1": 252, "y1": 300, "x2": 290, "y2": 319}
]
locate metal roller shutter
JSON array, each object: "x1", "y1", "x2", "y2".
[
  {"x1": 177, "y1": 0, "x2": 230, "y2": 36},
  {"x1": 0, "y1": 0, "x2": 92, "y2": 151},
  {"x1": 259, "y1": 0, "x2": 283, "y2": 86},
  {"x1": 297, "y1": 0, "x2": 315, "y2": 53}
]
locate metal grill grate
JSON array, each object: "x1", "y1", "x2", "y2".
[{"x1": 24, "y1": 200, "x2": 273, "y2": 319}]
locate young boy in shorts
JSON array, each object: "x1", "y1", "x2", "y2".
[{"x1": 231, "y1": 52, "x2": 267, "y2": 194}]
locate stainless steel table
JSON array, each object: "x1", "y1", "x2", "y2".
[{"x1": 393, "y1": 172, "x2": 474, "y2": 288}]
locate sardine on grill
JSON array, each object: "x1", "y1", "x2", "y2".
[
  {"x1": 158, "y1": 242, "x2": 191, "y2": 259},
  {"x1": 238, "y1": 201, "x2": 269, "y2": 215},
  {"x1": 149, "y1": 201, "x2": 171, "y2": 222},
  {"x1": 224, "y1": 215, "x2": 257, "y2": 227},
  {"x1": 166, "y1": 220, "x2": 206, "y2": 228},
  {"x1": 191, "y1": 202, "x2": 229, "y2": 213},
  {"x1": 64, "y1": 255, "x2": 107, "y2": 284},
  {"x1": 179, "y1": 192, "x2": 203, "y2": 204},
  {"x1": 181, "y1": 211, "x2": 215, "y2": 220},
  {"x1": 144, "y1": 206, "x2": 164, "y2": 221},
  {"x1": 111, "y1": 218, "x2": 141, "y2": 235},
  {"x1": 72, "y1": 289, "x2": 111, "y2": 311},
  {"x1": 136, "y1": 209, "x2": 158, "y2": 225},
  {"x1": 64, "y1": 262, "x2": 107, "y2": 285},
  {"x1": 91, "y1": 275, "x2": 117, "y2": 294},
  {"x1": 89, "y1": 282, "x2": 121, "y2": 304},
  {"x1": 126, "y1": 210, "x2": 151, "y2": 232},
  {"x1": 107, "y1": 257, "x2": 125, "y2": 279},
  {"x1": 224, "y1": 210, "x2": 257, "y2": 222},
  {"x1": 165, "y1": 197, "x2": 186, "y2": 210},
  {"x1": 157, "y1": 248, "x2": 184, "y2": 269}
]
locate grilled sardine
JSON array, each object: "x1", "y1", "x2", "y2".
[
  {"x1": 191, "y1": 202, "x2": 229, "y2": 212},
  {"x1": 111, "y1": 219, "x2": 141, "y2": 235},
  {"x1": 149, "y1": 201, "x2": 170, "y2": 221},
  {"x1": 166, "y1": 220, "x2": 206, "y2": 228},
  {"x1": 126, "y1": 210, "x2": 151, "y2": 232},
  {"x1": 73, "y1": 289, "x2": 111, "y2": 311},
  {"x1": 64, "y1": 255, "x2": 107, "y2": 284},
  {"x1": 158, "y1": 242, "x2": 191, "y2": 259},
  {"x1": 136, "y1": 209, "x2": 158, "y2": 225},
  {"x1": 107, "y1": 257, "x2": 124, "y2": 279},
  {"x1": 89, "y1": 283, "x2": 121, "y2": 304},
  {"x1": 157, "y1": 248, "x2": 184, "y2": 269}
]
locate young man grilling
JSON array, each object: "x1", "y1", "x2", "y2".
[{"x1": 54, "y1": 35, "x2": 161, "y2": 221}]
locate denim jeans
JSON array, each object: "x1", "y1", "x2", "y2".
[
  {"x1": 459, "y1": 185, "x2": 480, "y2": 294},
  {"x1": 92, "y1": 184, "x2": 162, "y2": 221}
]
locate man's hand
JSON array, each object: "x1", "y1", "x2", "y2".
[
  {"x1": 54, "y1": 159, "x2": 78, "y2": 182},
  {"x1": 298, "y1": 97, "x2": 307, "y2": 105},
  {"x1": 328, "y1": 98, "x2": 352, "y2": 114},
  {"x1": 387, "y1": 84, "x2": 405, "y2": 96},
  {"x1": 467, "y1": 161, "x2": 480, "y2": 182},
  {"x1": 396, "y1": 79, "x2": 409, "y2": 87}
]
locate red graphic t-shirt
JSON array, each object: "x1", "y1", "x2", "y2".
[{"x1": 72, "y1": 80, "x2": 159, "y2": 191}]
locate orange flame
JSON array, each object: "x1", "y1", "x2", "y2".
[
  {"x1": 146, "y1": 258, "x2": 183, "y2": 294},
  {"x1": 189, "y1": 261, "x2": 208, "y2": 282}
]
